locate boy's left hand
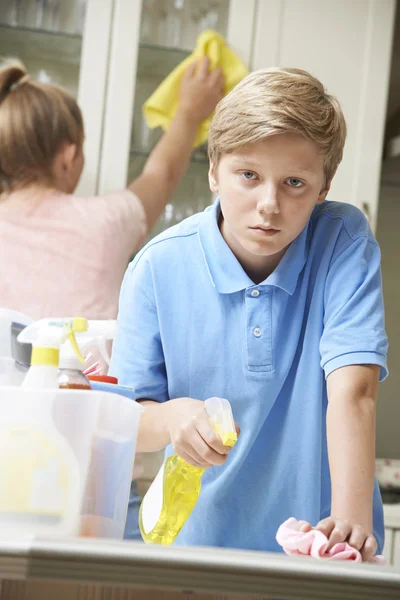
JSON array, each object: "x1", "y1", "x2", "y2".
[{"x1": 296, "y1": 517, "x2": 377, "y2": 562}]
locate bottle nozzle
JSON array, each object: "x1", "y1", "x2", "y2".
[
  {"x1": 205, "y1": 397, "x2": 237, "y2": 447},
  {"x1": 64, "y1": 318, "x2": 88, "y2": 364}
]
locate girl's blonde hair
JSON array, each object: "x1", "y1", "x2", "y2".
[
  {"x1": 0, "y1": 59, "x2": 84, "y2": 193},
  {"x1": 208, "y1": 67, "x2": 347, "y2": 182}
]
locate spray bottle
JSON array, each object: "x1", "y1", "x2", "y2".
[
  {"x1": 139, "y1": 397, "x2": 237, "y2": 545},
  {"x1": 18, "y1": 317, "x2": 88, "y2": 388}
]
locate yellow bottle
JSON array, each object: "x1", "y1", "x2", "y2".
[{"x1": 139, "y1": 397, "x2": 237, "y2": 545}]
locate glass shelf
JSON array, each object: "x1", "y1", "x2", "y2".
[
  {"x1": 0, "y1": 24, "x2": 82, "y2": 64},
  {"x1": 0, "y1": 23, "x2": 83, "y2": 96},
  {"x1": 130, "y1": 147, "x2": 209, "y2": 166},
  {"x1": 137, "y1": 43, "x2": 190, "y2": 78}
]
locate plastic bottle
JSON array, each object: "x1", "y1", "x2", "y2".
[
  {"x1": 79, "y1": 320, "x2": 117, "y2": 377},
  {"x1": 139, "y1": 397, "x2": 237, "y2": 545},
  {"x1": 18, "y1": 317, "x2": 88, "y2": 389},
  {"x1": 0, "y1": 317, "x2": 90, "y2": 535},
  {"x1": 58, "y1": 340, "x2": 92, "y2": 390},
  {"x1": 0, "y1": 395, "x2": 82, "y2": 535}
]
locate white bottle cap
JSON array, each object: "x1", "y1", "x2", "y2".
[{"x1": 59, "y1": 340, "x2": 84, "y2": 371}]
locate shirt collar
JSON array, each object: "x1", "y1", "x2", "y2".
[{"x1": 198, "y1": 199, "x2": 309, "y2": 295}]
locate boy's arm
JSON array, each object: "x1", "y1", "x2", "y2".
[
  {"x1": 326, "y1": 363, "x2": 379, "y2": 534},
  {"x1": 297, "y1": 363, "x2": 379, "y2": 561},
  {"x1": 129, "y1": 57, "x2": 224, "y2": 232},
  {"x1": 322, "y1": 363, "x2": 379, "y2": 560},
  {"x1": 296, "y1": 226, "x2": 388, "y2": 560}
]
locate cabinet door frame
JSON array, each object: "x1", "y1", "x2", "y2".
[
  {"x1": 97, "y1": 0, "x2": 257, "y2": 196},
  {"x1": 76, "y1": 0, "x2": 115, "y2": 197}
]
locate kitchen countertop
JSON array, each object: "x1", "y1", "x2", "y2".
[{"x1": 0, "y1": 534, "x2": 399, "y2": 600}]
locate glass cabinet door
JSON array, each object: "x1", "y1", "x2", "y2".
[
  {"x1": 0, "y1": 1, "x2": 87, "y2": 97},
  {"x1": 0, "y1": 0, "x2": 114, "y2": 196},
  {"x1": 128, "y1": 0, "x2": 232, "y2": 239}
]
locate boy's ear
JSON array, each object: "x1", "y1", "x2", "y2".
[
  {"x1": 317, "y1": 169, "x2": 337, "y2": 204},
  {"x1": 208, "y1": 162, "x2": 219, "y2": 193}
]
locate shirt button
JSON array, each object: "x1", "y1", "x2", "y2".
[
  {"x1": 250, "y1": 289, "x2": 260, "y2": 297},
  {"x1": 253, "y1": 327, "x2": 262, "y2": 337}
]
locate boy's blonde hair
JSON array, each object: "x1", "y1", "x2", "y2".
[
  {"x1": 208, "y1": 67, "x2": 346, "y2": 182},
  {"x1": 0, "y1": 59, "x2": 83, "y2": 193}
]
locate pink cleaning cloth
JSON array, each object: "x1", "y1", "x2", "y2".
[{"x1": 276, "y1": 518, "x2": 386, "y2": 564}]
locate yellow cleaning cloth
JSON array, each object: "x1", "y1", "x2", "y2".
[{"x1": 143, "y1": 29, "x2": 248, "y2": 148}]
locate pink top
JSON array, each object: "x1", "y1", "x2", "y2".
[{"x1": 0, "y1": 188, "x2": 147, "y2": 320}]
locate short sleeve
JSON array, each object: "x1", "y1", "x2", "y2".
[
  {"x1": 94, "y1": 189, "x2": 148, "y2": 256},
  {"x1": 109, "y1": 258, "x2": 168, "y2": 402},
  {"x1": 320, "y1": 235, "x2": 388, "y2": 381}
]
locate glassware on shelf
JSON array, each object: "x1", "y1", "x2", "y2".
[
  {"x1": 73, "y1": 0, "x2": 86, "y2": 34},
  {"x1": 8, "y1": 0, "x2": 25, "y2": 26},
  {"x1": 139, "y1": 0, "x2": 229, "y2": 50},
  {"x1": 41, "y1": 0, "x2": 60, "y2": 31},
  {"x1": 187, "y1": 0, "x2": 229, "y2": 42},
  {"x1": 2, "y1": 0, "x2": 43, "y2": 29},
  {"x1": 146, "y1": 0, "x2": 186, "y2": 48},
  {"x1": 0, "y1": 0, "x2": 86, "y2": 34},
  {"x1": 204, "y1": 2, "x2": 220, "y2": 29},
  {"x1": 140, "y1": 0, "x2": 158, "y2": 44},
  {"x1": 165, "y1": 0, "x2": 185, "y2": 48}
]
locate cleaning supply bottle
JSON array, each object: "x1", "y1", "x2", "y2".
[
  {"x1": 58, "y1": 340, "x2": 92, "y2": 390},
  {"x1": 139, "y1": 397, "x2": 237, "y2": 545},
  {"x1": 78, "y1": 319, "x2": 117, "y2": 377},
  {"x1": 0, "y1": 318, "x2": 90, "y2": 535},
  {"x1": 18, "y1": 317, "x2": 88, "y2": 388}
]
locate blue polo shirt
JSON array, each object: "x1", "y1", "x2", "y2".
[{"x1": 110, "y1": 199, "x2": 388, "y2": 553}]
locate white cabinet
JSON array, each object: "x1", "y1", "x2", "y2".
[
  {"x1": 383, "y1": 504, "x2": 400, "y2": 567},
  {"x1": 96, "y1": 0, "x2": 395, "y2": 236},
  {"x1": 0, "y1": 0, "x2": 114, "y2": 198}
]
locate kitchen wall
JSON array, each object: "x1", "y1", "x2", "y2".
[{"x1": 376, "y1": 183, "x2": 400, "y2": 459}]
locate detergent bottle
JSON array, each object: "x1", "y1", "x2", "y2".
[
  {"x1": 139, "y1": 397, "x2": 237, "y2": 545},
  {"x1": 0, "y1": 318, "x2": 89, "y2": 535},
  {"x1": 19, "y1": 317, "x2": 88, "y2": 389}
]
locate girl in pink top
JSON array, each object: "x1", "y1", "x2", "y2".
[{"x1": 0, "y1": 58, "x2": 223, "y2": 319}]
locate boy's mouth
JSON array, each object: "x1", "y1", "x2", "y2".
[{"x1": 250, "y1": 225, "x2": 280, "y2": 237}]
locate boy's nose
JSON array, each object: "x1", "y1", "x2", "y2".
[{"x1": 257, "y1": 187, "x2": 280, "y2": 215}]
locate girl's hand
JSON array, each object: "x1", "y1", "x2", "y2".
[
  {"x1": 178, "y1": 57, "x2": 224, "y2": 124},
  {"x1": 296, "y1": 517, "x2": 377, "y2": 562}
]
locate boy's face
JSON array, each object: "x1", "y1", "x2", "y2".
[{"x1": 209, "y1": 132, "x2": 332, "y2": 281}]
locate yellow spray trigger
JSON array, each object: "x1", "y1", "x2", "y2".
[
  {"x1": 71, "y1": 317, "x2": 88, "y2": 333},
  {"x1": 64, "y1": 318, "x2": 88, "y2": 364}
]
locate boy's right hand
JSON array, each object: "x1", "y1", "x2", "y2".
[{"x1": 166, "y1": 397, "x2": 239, "y2": 469}]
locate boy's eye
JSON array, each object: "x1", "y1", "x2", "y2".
[
  {"x1": 241, "y1": 171, "x2": 257, "y2": 180},
  {"x1": 286, "y1": 178, "x2": 303, "y2": 188}
]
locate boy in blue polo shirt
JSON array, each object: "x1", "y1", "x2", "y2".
[{"x1": 110, "y1": 67, "x2": 388, "y2": 560}]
